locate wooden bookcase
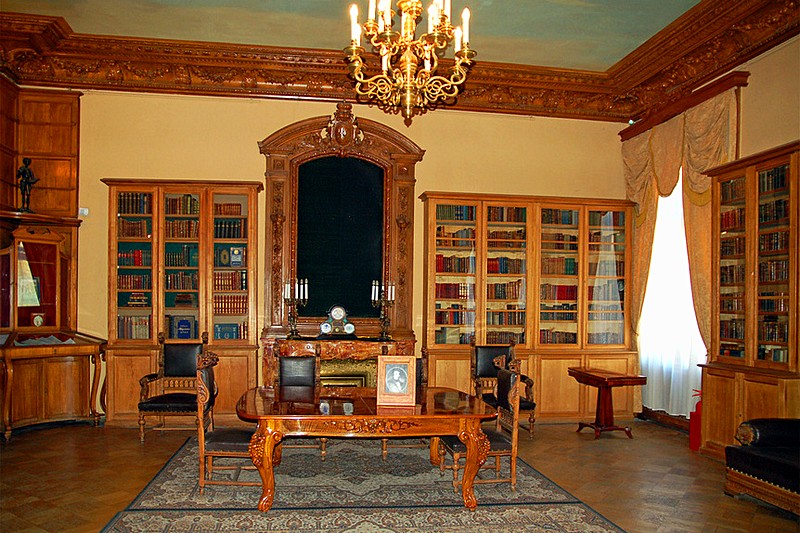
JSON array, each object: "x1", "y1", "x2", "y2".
[
  {"x1": 102, "y1": 179, "x2": 262, "y2": 426},
  {"x1": 420, "y1": 192, "x2": 637, "y2": 422},
  {"x1": 700, "y1": 141, "x2": 800, "y2": 458}
]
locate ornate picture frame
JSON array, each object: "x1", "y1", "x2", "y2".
[{"x1": 377, "y1": 355, "x2": 416, "y2": 406}]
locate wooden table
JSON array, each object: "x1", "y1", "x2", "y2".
[
  {"x1": 236, "y1": 385, "x2": 497, "y2": 512},
  {"x1": 568, "y1": 367, "x2": 647, "y2": 439}
]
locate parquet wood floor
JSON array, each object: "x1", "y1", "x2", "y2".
[{"x1": 1, "y1": 419, "x2": 797, "y2": 532}]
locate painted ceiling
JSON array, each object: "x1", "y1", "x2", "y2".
[{"x1": 2, "y1": 0, "x2": 701, "y2": 71}]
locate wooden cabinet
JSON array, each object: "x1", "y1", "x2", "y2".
[
  {"x1": 701, "y1": 141, "x2": 800, "y2": 458},
  {"x1": 0, "y1": 214, "x2": 106, "y2": 439},
  {"x1": 420, "y1": 192, "x2": 637, "y2": 421},
  {"x1": 102, "y1": 179, "x2": 262, "y2": 426}
]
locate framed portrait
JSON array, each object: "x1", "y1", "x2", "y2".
[{"x1": 377, "y1": 356, "x2": 416, "y2": 406}]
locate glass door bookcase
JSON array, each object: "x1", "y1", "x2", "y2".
[
  {"x1": 586, "y1": 209, "x2": 627, "y2": 347},
  {"x1": 538, "y1": 207, "x2": 580, "y2": 346}
]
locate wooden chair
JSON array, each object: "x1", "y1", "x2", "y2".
[
  {"x1": 471, "y1": 338, "x2": 536, "y2": 438},
  {"x1": 438, "y1": 367, "x2": 521, "y2": 491},
  {"x1": 137, "y1": 332, "x2": 207, "y2": 442},
  {"x1": 277, "y1": 355, "x2": 329, "y2": 459},
  {"x1": 196, "y1": 351, "x2": 259, "y2": 493}
]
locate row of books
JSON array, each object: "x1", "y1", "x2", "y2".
[
  {"x1": 588, "y1": 230, "x2": 625, "y2": 243},
  {"x1": 720, "y1": 318, "x2": 745, "y2": 340},
  {"x1": 485, "y1": 331, "x2": 524, "y2": 344},
  {"x1": 487, "y1": 206, "x2": 527, "y2": 222},
  {"x1": 588, "y1": 260, "x2": 624, "y2": 276},
  {"x1": 720, "y1": 264, "x2": 746, "y2": 284},
  {"x1": 758, "y1": 293, "x2": 788, "y2": 312},
  {"x1": 757, "y1": 347, "x2": 788, "y2": 363},
  {"x1": 588, "y1": 280, "x2": 624, "y2": 300},
  {"x1": 758, "y1": 321, "x2": 788, "y2": 343},
  {"x1": 117, "y1": 274, "x2": 151, "y2": 290},
  {"x1": 720, "y1": 293, "x2": 744, "y2": 312},
  {"x1": 541, "y1": 256, "x2": 577, "y2": 275},
  {"x1": 757, "y1": 164, "x2": 788, "y2": 194},
  {"x1": 118, "y1": 248, "x2": 152, "y2": 266},
  {"x1": 118, "y1": 315, "x2": 151, "y2": 339},
  {"x1": 721, "y1": 177, "x2": 745, "y2": 203},
  {"x1": 487, "y1": 230, "x2": 526, "y2": 248},
  {"x1": 539, "y1": 329, "x2": 577, "y2": 344},
  {"x1": 486, "y1": 256, "x2": 525, "y2": 274},
  {"x1": 485, "y1": 310, "x2": 526, "y2": 325},
  {"x1": 720, "y1": 207, "x2": 745, "y2": 231},
  {"x1": 758, "y1": 198, "x2": 789, "y2": 225},
  {"x1": 434, "y1": 309, "x2": 476, "y2": 325},
  {"x1": 436, "y1": 204, "x2": 476, "y2": 221},
  {"x1": 165, "y1": 271, "x2": 198, "y2": 290},
  {"x1": 214, "y1": 218, "x2": 246, "y2": 239},
  {"x1": 213, "y1": 294, "x2": 248, "y2": 315},
  {"x1": 434, "y1": 328, "x2": 473, "y2": 345},
  {"x1": 165, "y1": 219, "x2": 199, "y2": 239},
  {"x1": 213, "y1": 322, "x2": 248, "y2": 340},
  {"x1": 539, "y1": 283, "x2": 578, "y2": 300},
  {"x1": 541, "y1": 232, "x2": 578, "y2": 244},
  {"x1": 213, "y1": 203, "x2": 243, "y2": 216},
  {"x1": 759, "y1": 230, "x2": 789, "y2": 253},
  {"x1": 165, "y1": 244, "x2": 198, "y2": 267},
  {"x1": 164, "y1": 194, "x2": 200, "y2": 215},
  {"x1": 588, "y1": 311, "x2": 624, "y2": 321},
  {"x1": 215, "y1": 246, "x2": 246, "y2": 267},
  {"x1": 213, "y1": 270, "x2": 247, "y2": 290},
  {"x1": 435, "y1": 282, "x2": 475, "y2": 299},
  {"x1": 758, "y1": 259, "x2": 789, "y2": 282},
  {"x1": 721, "y1": 236, "x2": 745, "y2": 257},
  {"x1": 540, "y1": 310, "x2": 577, "y2": 321},
  {"x1": 435, "y1": 227, "x2": 475, "y2": 248},
  {"x1": 436, "y1": 254, "x2": 476, "y2": 274},
  {"x1": 587, "y1": 332, "x2": 624, "y2": 344},
  {"x1": 588, "y1": 210, "x2": 625, "y2": 227},
  {"x1": 117, "y1": 192, "x2": 153, "y2": 214},
  {"x1": 541, "y1": 208, "x2": 578, "y2": 226},
  {"x1": 118, "y1": 218, "x2": 151, "y2": 238},
  {"x1": 486, "y1": 280, "x2": 524, "y2": 299}
]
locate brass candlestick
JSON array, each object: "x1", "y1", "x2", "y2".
[
  {"x1": 284, "y1": 279, "x2": 308, "y2": 339},
  {"x1": 371, "y1": 280, "x2": 395, "y2": 341}
]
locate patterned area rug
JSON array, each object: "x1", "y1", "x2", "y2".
[{"x1": 103, "y1": 437, "x2": 624, "y2": 532}]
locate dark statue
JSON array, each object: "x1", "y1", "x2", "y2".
[{"x1": 17, "y1": 157, "x2": 39, "y2": 213}]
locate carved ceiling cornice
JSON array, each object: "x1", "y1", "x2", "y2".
[{"x1": 0, "y1": 0, "x2": 797, "y2": 123}]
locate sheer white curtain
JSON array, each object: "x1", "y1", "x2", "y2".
[{"x1": 638, "y1": 172, "x2": 706, "y2": 416}]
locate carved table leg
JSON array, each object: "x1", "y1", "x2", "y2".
[
  {"x1": 459, "y1": 421, "x2": 490, "y2": 511},
  {"x1": 428, "y1": 436, "x2": 441, "y2": 466},
  {"x1": 250, "y1": 422, "x2": 284, "y2": 512}
]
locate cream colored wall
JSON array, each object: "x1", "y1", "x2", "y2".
[
  {"x1": 740, "y1": 36, "x2": 800, "y2": 156},
  {"x1": 77, "y1": 93, "x2": 626, "y2": 345}
]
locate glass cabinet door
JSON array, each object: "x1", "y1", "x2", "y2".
[
  {"x1": 756, "y1": 163, "x2": 791, "y2": 365},
  {"x1": 539, "y1": 207, "x2": 579, "y2": 346},
  {"x1": 586, "y1": 209, "x2": 627, "y2": 346},
  {"x1": 718, "y1": 175, "x2": 747, "y2": 359},
  {"x1": 115, "y1": 191, "x2": 154, "y2": 341},
  {"x1": 484, "y1": 205, "x2": 526, "y2": 344},
  {"x1": 211, "y1": 193, "x2": 250, "y2": 341},
  {"x1": 434, "y1": 203, "x2": 477, "y2": 345},
  {"x1": 162, "y1": 192, "x2": 201, "y2": 340}
]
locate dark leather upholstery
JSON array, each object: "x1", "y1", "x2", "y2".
[
  {"x1": 725, "y1": 418, "x2": 800, "y2": 494},
  {"x1": 164, "y1": 343, "x2": 203, "y2": 377},
  {"x1": 279, "y1": 356, "x2": 317, "y2": 387},
  {"x1": 138, "y1": 393, "x2": 197, "y2": 412},
  {"x1": 204, "y1": 428, "x2": 253, "y2": 454},
  {"x1": 474, "y1": 345, "x2": 512, "y2": 378}
]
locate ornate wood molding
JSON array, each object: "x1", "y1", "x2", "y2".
[{"x1": 1, "y1": 0, "x2": 797, "y2": 122}]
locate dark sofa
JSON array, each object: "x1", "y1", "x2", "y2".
[{"x1": 724, "y1": 418, "x2": 800, "y2": 515}]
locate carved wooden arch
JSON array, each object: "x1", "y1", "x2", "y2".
[{"x1": 259, "y1": 102, "x2": 425, "y2": 342}]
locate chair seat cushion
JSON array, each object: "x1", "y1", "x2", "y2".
[
  {"x1": 481, "y1": 393, "x2": 498, "y2": 407},
  {"x1": 441, "y1": 428, "x2": 512, "y2": 454},
  {"x1": 520, "y1": 399, "x2": 536, "y2": 411},
  {"x1": 725, "y1": 445, "x2": 799, "y2": 493},
  {"x1": 205, "y1": 428, "x2": 254, "y2": 453},
  {"x1": 138, "y1": 392, "x2": 197, "y2": 412}
]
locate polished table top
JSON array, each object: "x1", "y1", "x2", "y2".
[{"x1": 237, "y1": 385, "x2": 495, "y2": 420}]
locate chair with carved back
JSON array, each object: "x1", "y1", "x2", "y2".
[
  {"x1": 471, "y1": 338, "x2": 536, "y2": 438},
  {"x1": 196, "y1": 351, "x2": 259, "y2": 493},
  {"x1": 278, "y1": 354, "x2": 329, "y2": 459},
  {"x1": 438, "y1": 367, "x2": 521, "y2": 491},
  {"x1": 138, "y1": 332, "x2": 207, "y2": 442}
]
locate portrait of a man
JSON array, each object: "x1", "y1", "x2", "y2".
[{"x1": 384, "y1": 364, "x2": 408, "y2": 394}]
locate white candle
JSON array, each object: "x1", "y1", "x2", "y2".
[
  {"x1": 428, "y1": 4, "x2": 436, "y2": 33},
  {"x1": 381, "y1": 53, "x2": 388, "y2": 72},
  {"x1": 462, "y1": 8, "x2": 470, "y2": 44},
  {"x1": 294, "y1": 279, "x2": 299, "y2": 299},
  {"x1": 368, "y1": 0, "x2": 376, "y2": 20},
  {"x1": 372, "y1": 280, "x2": 378, "y2": 301},
  {"x1": 390, "y1": 283, "x2": 395, "y2": 301},
  {"x1": 383, "y1": 1, "x2": 391, "y2": 28},
  {"x1": 444, "y1": 0, "x2": 451, "y2": 19},
  {"x1": 350, "y1": 4, "x2": 359, "y2": 42},
  {"x1": 454, "y1": 27, "x2": 462, "y2": 52},
  {"x1": 303, "y1": 279, "x2": 308, "y2": 300}
]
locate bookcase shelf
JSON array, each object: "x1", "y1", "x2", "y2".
[
  {"x1": 102, "y1": 179, "x2": 262, "y2": 426},
  {"x1": 701, "y1": 141, "x2": 799, "y2": 458},
  {"x1": 421, "y1": 191, "x2": 636, "y2": 422}
]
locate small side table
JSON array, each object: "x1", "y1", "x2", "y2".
[{"x1": 568, "y1": 367, "x2": 647, "y2": 439}]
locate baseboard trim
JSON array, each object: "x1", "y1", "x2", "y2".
[{"x1": 636, "y1": 407, "x2": 690, "y2": 433}]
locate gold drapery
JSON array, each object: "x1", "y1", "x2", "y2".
[{"x1": 622, "y1": 88, "x2": 739, "y2": 410}]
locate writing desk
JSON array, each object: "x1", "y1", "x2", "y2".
[
  {"x1": 568, "y1": 367, "x2": 647, "y2": 439},
  {"x1": 237, "y1": 385, "x2": 496, "y2": 512}
]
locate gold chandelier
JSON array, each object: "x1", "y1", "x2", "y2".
[{"x1": 344, "y1": 0, "x2": 476, "y2": 121}]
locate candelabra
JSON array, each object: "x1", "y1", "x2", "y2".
[
  {"x1": 344, "y1": 0, "x2": 476, "y2": 122},
  {"x1": 283, "y1": 279, "x2": 308, "y2": 339},
  {"x1": 371, "y1": 280, "x2": 395, "y2": 340}
]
